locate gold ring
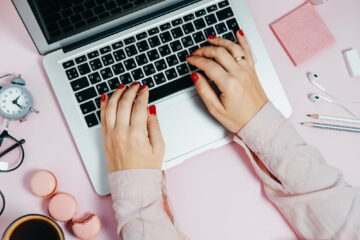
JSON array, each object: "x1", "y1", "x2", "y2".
[{"x1": 235, "y1": 56, "x2": 245, "y2": 62}]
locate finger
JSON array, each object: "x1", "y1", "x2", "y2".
[
  {"x1": 191, "y1": 72, "x2": 225, "y2": 119},
  {"x1": 192, "y1": 46, "x2": 239, "y2": 72},
  {"x1": 187, "y1": 56, "x2": 229, "y2": 92},
  {"x1": 207, "y1": 36, "x2": 246, "y2": 66},
  {"x1": 116, "y1": 82, "x2": 140, "y2": 128},
  {"x1": 100, "y1": 94, "x2": 109, "y2": 135},
  {"x1": 105, "y1": 84, "x2": 126, "y2": 130},
  {"x1": 147, "y1": 105, "x2": 164, "y2": 154},
  {"x1": 236, "y1": 29, "x2": 255, "y2": 66},
  {"x1": 130, "y1": 84, "x2": 149, "y2": 132}
]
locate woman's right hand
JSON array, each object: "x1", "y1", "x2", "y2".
[{"x1": 187, "y1": 30, "x2": 268, "y2": 133}]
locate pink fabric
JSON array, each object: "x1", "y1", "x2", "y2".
[
  {"x1": 108, "y1": 102, "x2": 360, "y2": 239},
  {"x1": 270, "y1": 2, "x2": 335, "y2": 66}
]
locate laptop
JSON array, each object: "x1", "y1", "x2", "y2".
[{"x1": 12, "y1": 0, "x2": 292, "y2": 196}]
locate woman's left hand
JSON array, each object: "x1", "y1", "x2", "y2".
[{"x1": 101, "y1": 83, "x2": 165, "y2": 173}]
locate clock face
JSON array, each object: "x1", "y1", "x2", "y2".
[{"x1": 0, "y1": 85, "x2": 32, "y2": 119}]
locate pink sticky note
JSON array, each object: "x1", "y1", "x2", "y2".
[{"x1": 270, "y1": 2, "x2": 335, "y2": 66}]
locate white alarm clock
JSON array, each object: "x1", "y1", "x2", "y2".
[{"x1": 0, "y1": 75, "x2": 38, "y2": 126}]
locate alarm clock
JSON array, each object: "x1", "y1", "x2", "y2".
[{"x1": 0, "y1": 75, "x2": 38, "y2": 126}]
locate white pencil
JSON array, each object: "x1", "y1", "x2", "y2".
[
  {"x1": 301, "y1": 122, "x2": 360, "y2": 133},
  {"x1": 307, "y1": 114, "x2": 360, "y2": 125}
]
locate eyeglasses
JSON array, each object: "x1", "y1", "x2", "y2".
[
  {"x1": 0, "y1": 130, "x2": 25, "y2": 173},
  {"x1": 0, "y1": 190, "x2": 4, "y2": 216}
]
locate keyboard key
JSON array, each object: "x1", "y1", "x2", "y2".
[
  {"x1": 148, "y1": 36, "x2": 161, "y2": 48},
  {"x1": 171, "y1": 18, "x2": 183, "y2": 26},
  {"x1": 95, "y1": 97, "x2": 101, "y2": 108},
  {"x1": 147, "y1": 49, "x2": 160, "y2": 61},
  {"x1": 205, "y1": 14, "x2": 217, "y2": 25},
  {"x1": 169, "y1": 40, "x2": 183, "y2": 52},
  {"x1": 89, "y1": 59, "x2": 103, "y2": 71},
  {"x1": 177, "y1": 50, "x2": 188, "y2": 62},
  {"x1": 84, "y1": 113, "x2": 98, "y2": 128},
  {"x1": 204, "y1": 26, "x2": 216, "y2": 37},
  {"x1": 154, "y1": 59, "x2": 167, "y2": 71},
  {"x1": 149, "y1": 75, "x2": 193, "y2": 103},
  {"x1": 100, "y1": 46, "x2": 111, "y2": 54},
  {"x1": 153, "y1": 72, "x2": 166, "y2": 85},
  {"x1": 124, "y1": 58, "x2": 137, "y2": 70},
  {"x1": 112, "y1": 41, "x2": 123, "y2": 50},
  {"x1": 75, "y1": 55, "x2": 87, "y2": 64},
  {"x1": 148, "y1": 27, "x2": 159, "y2": 35},
  {"x1": 66, "y1": 68, "x2": 79, "y2": 80},
  {"x1": 158, "y1": 44, "x2": 171, "y2": 57},
  {"x1": 63, "y1": 60, "x2": 74, "y2": 69},
  {"x1": 101, "y1": 54, "x2": 115, "y2": 66},
  {"x1": 70, "y1": 76, "x2": 89, "y2": 91},
  {"x1": 181, "y1": 36, "x2": 194, "y2": 48},
  {"x1": 195, "y1": 9, "x2": 206, "y2": 17},
  {"x1": 96, "y1": 82, "x2": 110, "y2": 94},
  {"x1": 96, "y1": 110, "x2": 101, "y2": 121},
  {"x1": 193, "y1": 32, "x2": 205, "y2": 43},
  {"x1": 108, "y1": 77, "x2": 121, "y2": 90},
  {"x1": 112, "y1": 62, "x2": 125, "y2": 75},
  {"x1": 182, "y1": 22, "x2": 195, "y2": 35},
  {"x1": 160, "y1": 31, "x2": 172, "y2": 43},
  {"x1": 143, "y1": 63, "x2": 156, "y2": 76},
  {"x1": 88, "y1": 51, "x2": 99, "y2": 59},
  {"x1": 166, "y1": 55, "x2": 179, "y2": 67},
  {"x1": 142, "y1": 77, "x2": 155, "y2": 88},
  {"x1": 226, "y1": 18, "x2": 239, "y2": 32},
  {"x1": 223, "y1": 32, "x2": 236, "y2": 42},
  {"x1": 215, "y1": 22, "x2": 228, "y2": 34},
  {"x1": 176, "y1": 63, "x2": 190, "y2": 76},
  {"x1": 131, "y1": 68, "x2": 144, "y2": 81},
  {"x1": 216, "y1": 7, "x2": 234, "y2": 21},
  {"x1": 183, "y1": 13, "x2": 195, "y2": 22},
  {"x1": 200, "y1": 41, "x2": 211, "y2": 47},
  {"x1": 165, "y1": 68, "x2": 178, "y2": 80},
  {"x1": 194, "y1": 18, "x2": 206, "y2": 30},
  {"x1": 188, "y1": 45, "x2": 199, "y2": 54},
  {"x1": 78, "y1": 63, "x2": 91, "y2": 75},
  {"x1": 171, "y1": 27, "x2": 184, "y2": 39},
  {"x1": 206, "y1": 4, "x2": 218, "y2": 13},
  {"x1": 124, "y1": 36, "x2": 136, "y2": 45},
  {"x1": 135, "y1": 53, "x2": 148, "y2": 66},
  {"x1": 160, "y1": 22, "x2": 171, "y2": 31},
  {"x1": 137, "y1": 40, "x2": 150, "y2": 52},
  {"x1": 125, "y1": 45, "x2": 138, "y2": 57},
  {"x1": 75, "y1": 87, "x2": 97, "y2": 103},
  {"x1": 136, "y1": 32, "x2": 147, "y2": 40},
  {"x1": 80, "y1": 100, "x2": 96, "y2": 114},
  {"x1": 100, "y1": 67, "x2": 114, "y2": 80},
  {"x1": 113, "y1": 49, "x2": 126, "y2": 61},
  {"x1": 218, "y1": 0, "x2": 229, "y2": 8},
  {"x1": 119, "y1": 73, "x2": 133, "y2": 85},
  {"x1": 88, "y1": 72, "x2": 102, "y2": 84}
]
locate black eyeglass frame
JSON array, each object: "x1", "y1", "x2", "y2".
[
  {"x1": 0, "y1": 190, "x2": 4, "y2": 216},
  {"x1": 0, "y1": 130, "x2": 25, "y2": 173}
]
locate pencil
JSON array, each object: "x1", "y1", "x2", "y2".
[
  {"x1": 307, "y1": 114, "x2": 360, "y2": 125},
  {"x1": 301, "y1": 122, "x2": 360, "y2": 133}
]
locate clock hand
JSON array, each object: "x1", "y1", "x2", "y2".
[
  {"x1": 14, "y1": 103, "x2": 25, "y2": 109},
  {"x1": 12, "y1": 96, "x2": 20, "y2": 104}
]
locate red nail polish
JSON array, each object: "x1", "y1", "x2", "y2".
[
  {"x1": 132, "y1": 82, "x2": 139, "y2": 86},
  {"x1": 186, "y1": 55, "x2": 191, "y2": 59},
  {"x1": 140, "y1": 84, "x2": 148, "y2": 90},
  {"x1": 191, "y1": 73, "x2": 198, "y2": 83},
  {"x1": 238, "y1": 29, "x2": 244, "y2": 36},
  {"x1": 149, "y1": 105, "x2": 157, "y2": 115},
  {"x1": 118, "y1": 84, "x2": 125, "y2": 89},
  {"x1": 208, "y1": 35, "x2": 216, "y2": 39},
  {"x1": 101, "y1": 94, "x2": 106, "y2": 102}
]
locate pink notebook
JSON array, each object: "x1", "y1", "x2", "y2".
[{"x1": 270, "y1": 2, "x2": 335, "y2": 66}]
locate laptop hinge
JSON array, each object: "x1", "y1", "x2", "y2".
[{"x1": 63, "y1": 0, "x2": 201, "y2": 53}]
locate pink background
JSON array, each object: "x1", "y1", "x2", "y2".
[{"x1": 1, "y1": 0, "x2": 360, "y2": 239}]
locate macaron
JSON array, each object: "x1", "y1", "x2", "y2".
[
  {"x1": 30, "y1": 170, "x2": 58, "y2": 198},
  {"x1": 71, "y1": 213, "x2": 101, "y2": 240},
  {"x1": 48, "y1": 192, "x2": 78, "y2": 222}
]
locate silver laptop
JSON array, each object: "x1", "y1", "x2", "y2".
[{"x1": 12, "y1": 0, "x2": 292, "y2": 196}]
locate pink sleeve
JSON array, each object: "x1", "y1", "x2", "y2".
[
  {"x1": 235, "y1": 102, "x2": 360, "y2": 239},
  {"x1": 108, "y1": 169, "x2": 187, "y2": 240}
]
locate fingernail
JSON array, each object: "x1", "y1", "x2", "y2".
[
  {"x1": 118, "y1": 84, "x2": 125, "y2": 89},
  {"x1": 186, "y1": 55, "x2": 191, "y2": 59},
  {"x1": 101, "y1": 94, "x2": 106, "y2": 102},
  {"x1": 238, "y1": 29, "x2": 244, "y2": 36},
  {"x1": 208, "y1": 35, "x2": 216, "y2": 39},
  {"x1": 140, "y1": 84, "x2": 148, "y2": 90},
  {"x1": 149, "y1": 105, "x2": 157, "y2": 115},
  {"x1": 191, "y1": 73, "x2": 198, "y2": 83},
  {"x1": 132, "y1": 82, "x2": 139, "y2": 86}
]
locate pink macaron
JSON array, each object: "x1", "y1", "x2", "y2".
[
  {"x1": 71, "y1": 213, "x2": 101, "y2": 240},
  {"x1": 48, "y1": 192, "x2": 78, "y2": 222},
  {"x1": 30, "y1": 170, "x2": 58, "y2": 198}
]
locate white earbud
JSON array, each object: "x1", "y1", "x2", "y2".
[
  {"x1": 308, "y1": 93, "x2": 333, "y2": 103},
  {"x1": 308, "y1": 72, "x2": 327, "y2": 92}
]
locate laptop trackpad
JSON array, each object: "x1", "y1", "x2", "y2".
[{"x1": 157, "y1": 95, "x2": 227, "y2": 161}]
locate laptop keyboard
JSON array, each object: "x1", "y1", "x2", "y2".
[{"x1": 62, "y1": 0, "x2": 240, "y2": 128}]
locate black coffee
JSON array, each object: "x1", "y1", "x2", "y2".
[{"x1": 9, "y1": 219, "x2": 60, "y2": 240}]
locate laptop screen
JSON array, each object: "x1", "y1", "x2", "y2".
[{"x1": 27, "y1": 0, "x2": 163, "y2": 44}]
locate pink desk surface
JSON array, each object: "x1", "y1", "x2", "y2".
[{"x1": 1, "y1": 0, "x2": 360, "y2": 239}]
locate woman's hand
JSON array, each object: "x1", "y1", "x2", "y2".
[
  {"x1": 187, "y1": 30, "x2": 268, "y2": 133},
  {"x1": 101, "y1": 83, "x2": 165, "y2": 172}
]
